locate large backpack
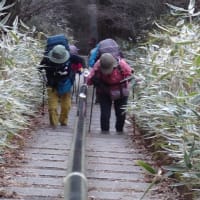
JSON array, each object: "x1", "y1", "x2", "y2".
[
  {"x1": 98, "y1": 38, "x2": 120, "y2": 59},
  {"x1": 40, "y1": 34, "x2": 74, "y2": 93},
  {"x1": 88, "y1": 38, "x2": 121, "y2": 67},
  {"x1": 44, "y1": 34, "x2": 70, "y2": 56}
]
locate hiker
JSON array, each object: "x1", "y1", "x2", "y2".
[
  {"x1": 69, "y1": 44, "x2": 86, "y2": 74},
  {"x1": 88, "y1": 38, "x2": 124, "y2": 104},
  {"x1": 39, "y1": 44, "x2": 77, "y2": 127},
  {"x1": 87, "y1": 53, "x2": 134, "y2": 134},
  {"x1": 69, "y1": 44, "x2": 87, "y2": 101}
]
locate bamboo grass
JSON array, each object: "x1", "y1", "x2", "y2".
[{"x1": 126, "y1": 8, "x2": 200, "y2": 199}]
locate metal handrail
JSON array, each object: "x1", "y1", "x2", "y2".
[{"x1": 64, "y1": 83, "x2": 88, "y2": 200}]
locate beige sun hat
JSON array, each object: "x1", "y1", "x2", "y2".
[
  {"x1": 48, "y1": 44, "x2": 70, "y2": 64},
  {"x1": 100, "y1": 53, "x2": 118, "y2": 75}
]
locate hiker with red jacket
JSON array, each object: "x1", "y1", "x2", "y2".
[
  {"x1": 87, "y1": 53, "x2": 133, "y2": 134},
  {"x1": 69, "y1": 44, "x2": 86, "y2": 74},
  {"x1": 88, "y1": 38, "x2": 124, "y2": 68}
]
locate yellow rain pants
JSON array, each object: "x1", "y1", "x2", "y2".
[{"x1": 47, "y1": 87, "x2": 71, "y2": 126}]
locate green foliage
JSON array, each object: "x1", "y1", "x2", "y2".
[
  {"x1": 166, "y1": 0, "x2": 200, "y2": 22},
  {"x1": 137, "y1": 160, "x2": 157, "y2": 174},
  {"x1": 0, "y1": 1, "x2": 44, "y2": 157},
  {"x1": 137, "y1": 160, "x2": 158, "y2": 199},
  {"x1": 137, "y1": 160, "x2": 173, "y2": 199},
  {"x1": 126, "y1": 1, "x2": 200, "y2": 198}
]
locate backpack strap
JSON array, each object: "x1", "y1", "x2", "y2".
[
  {"x1": 116, "y1": 63, "x2": 126, "y2": 98},
  {"x1": 117, "y1": 62, "x2": 125, "y2": 77}
]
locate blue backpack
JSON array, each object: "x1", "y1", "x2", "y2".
[
  {"x1": 57, "y1": 78, "x2": 73, "y2": 95},
  {"x1": 44, "y1": 34, "x2": 70, "y2": 56}
]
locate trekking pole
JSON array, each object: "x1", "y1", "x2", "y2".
[
  {"x1": 38, "y1": 68, "x2": 46, "y2": 115},
  {"x1": 89, "y1": 85, "x2": 95, "y2": 132},
  {"x1": 71, "y1": 81, "x2": 75, "y2": 100},
  {"x1": 75, "y1": 73, "x2": 81, "y2": 104},
  {"x1": 40, "y1": 69, "x2": 46, "y2": 115},
  {"x1": 120, "y1": 75, "x2": 135, "y2": 83}
]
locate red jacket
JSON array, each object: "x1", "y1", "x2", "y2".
[{"x1": 87, "y1": 58, "x2": 133, "y2": 95}]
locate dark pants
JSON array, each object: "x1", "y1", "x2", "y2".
[{"x1": 98, "y1": 94, "x2": 128, "y2": 132}]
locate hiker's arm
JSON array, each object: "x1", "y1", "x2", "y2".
[
  {"x1": 38, "y1": 56, "x2": 49, "y2": 72},
  {"x1": 86, "y1": 61, "x2": 100, "y2": 85}
]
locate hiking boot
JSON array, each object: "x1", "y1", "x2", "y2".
[
  {"x1": 101, "y1": 131, "x2": 109, "y2": 134},
  {"x1": 117, "y1": 131, "x2": 123, "y2": 135},
  {"x1": 49, "y1": 124, "x2": 57, "y2": 129},
  {"x1": 60, "y1": 122, "x2": 67, "y2": 126},
  {"x1": 95, "y1": 98, "x2": 99, "y2": 104}
]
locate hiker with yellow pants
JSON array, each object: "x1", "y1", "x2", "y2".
[
  {"x1": 39, "y1": 43, "x2": 84, "y2": 127},
  {"x1": 39, "y1": 44, "x2": 73, "y2": 127}
]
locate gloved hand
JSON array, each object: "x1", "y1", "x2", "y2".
[
  {"x1": 91, "y1": 76, "x2": 101, "y2": 87},
  {"x1": 83, "y1": 69, "x2": 90, "y2": 77},
  {"x1": 57, "y1": 71, "x2": 68, "y2": 75},
  {"x1": 57, "y1": 66, "x2": 68, "y2": 75}
]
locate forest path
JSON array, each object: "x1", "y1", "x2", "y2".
[{"x1": 0, "y1": 80, "x2": 181, "y2": 200}]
